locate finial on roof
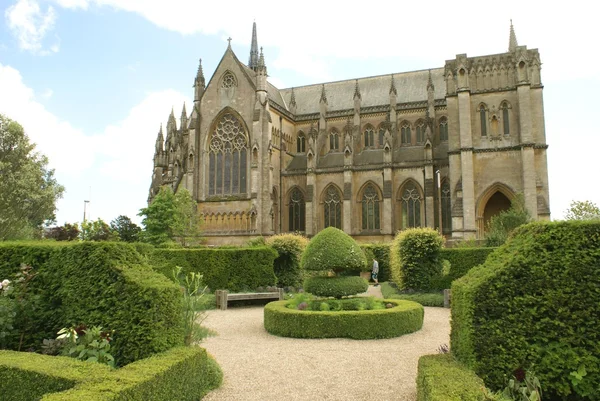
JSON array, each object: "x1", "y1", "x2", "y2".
[
  {"x1": 195, "y1": 58, "x2": 205, "y2": 88},
  {"x1": 227, "y1": 37, "x2": 232, "y2": 49},
  {"x1": 181, "y1": 102, "x2": 187, "y2": 116},
  {"x1": 509, "y1": 19, "x2": 518, "y2": 52},
  {"x1": 389, "y1": 75, "x2": 397, "y2": 96},
  {"x1": 353, "y1": 79, "x2": 361, "y2": 100},
  {"x1": 427, "y1": 70, "x2": 434, "y2": 91},
  {"x1": 169, "y1": 107, "x2": 175, "y2": 118},
  {"x1": 290, "y1": 87, "x2": 297, "y2": 107},
  {"x1": 320, "y1": 84, "x2": 328, "y2": 104},
  {"x1": 249, "y1": 21, "x2": 259, "y2": 69},
  {"x1": 159, "y1": 123, "x2": 163, "y2": 135},
  {"x1": 258, "y1": 47, "x2": 265, "y2": 68}
]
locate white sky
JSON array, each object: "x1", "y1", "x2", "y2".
[{"x1": 1, "y1": 0, "x2": 599, "y2": 226}]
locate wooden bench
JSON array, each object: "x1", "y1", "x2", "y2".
[{"x1": 215, "y1": 288, "x2": 284, "y2": 310}]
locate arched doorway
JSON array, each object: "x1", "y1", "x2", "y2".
[
  {"x1": 476, "y1": 183, "x2": 515, "y2": 238},
  {"x1": 483, "y1": 192, "x2": 511, "y2": 230}
]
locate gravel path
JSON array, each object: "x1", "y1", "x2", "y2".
[{"x1": 201, "y1": 289, "x2": 450, "y2": 401}]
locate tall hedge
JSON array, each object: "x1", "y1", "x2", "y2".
[
  {"x1": 266, "y1": 234, "x2": 308, "y2": 287},
  {"x1": 360, "y1": 244, "x2": 390, "y2": 281},
  {"x1": 149, "y1": 247, "x2": 278, "y2": 291},
  {"x1": 0, "y1": 242, "x2": 184, "y2": 365},
  {"x1": 417, "y1": 354, "x2": 487, "y2": 401},
  {"x1": 390, "y1": 228, "x2": 443, "y2": 291},
  {"x1": 451, "y1": 221, "x2": 600, "y2": 400},
  {"x1": 432, "y1": 247, "x2": 496, "y2": 289}
]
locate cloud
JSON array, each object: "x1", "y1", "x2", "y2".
[
  {"x1": 5, "y1": 0, "x2": 57, "y2": 54},
  {"x1": 39, "y1": 88, "x2": 53, "y2": 98}
]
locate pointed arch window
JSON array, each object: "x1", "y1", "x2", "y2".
[
  {"x1": 361, "y1": 184, "x2": 380, "y2": 231},
  {"x1": 297, "y1": 132, "x2": 306, "y2": 153},
  {"x1": 208, "y1": 113, "x2": 247, "y2": 196},
  {"x1": 441, "y1": 180, "x2": 452, "y2": 234},
  {"x1": 364, "y1": 126, "x2": 375, "y2": 148},
  {"x1": 329, "y1": 129, "x2": 340, "y2": 152},
  {"x1": 416, "y1": 121, "x2": 426, "y2": 144},
  {"x1": 501, "y1": 102, "x2": 510, "y2": 136},
  {"x1": 378, "y1": 126, "x2": 386, "y2": 148},
  {"x1": 480, "y1": 105, "x2": 487, "y2": 136},
  {"x1": 323, "y1": 186, "x2": 342, "y2": 229},
  {"x1": 439, "y1": 118, "x2": 448, "y2": 141},
  {"x1": 400, "y1": 182, "x2": 422, "y2": 229},
  {"x1": 401, "y1": 123, "x2": 412, "y2": 145},
  {"x1": 288, "y1": 187, "x2": 305, "y2": 232}
]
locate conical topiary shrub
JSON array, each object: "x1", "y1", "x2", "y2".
[{"x1": 301, "y1": 227, "x2": 367, "y2": 298}]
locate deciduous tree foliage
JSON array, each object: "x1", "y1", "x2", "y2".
[
  {"x1": 45, "y1": 223, "x2": 80, "y2": 241},
  {"x1": 80, "y1": 218, "x2": 115, "y2": 241},
  {"x1": 110, "y1": 215, "x2": 141, "y2": 242},
  {"x1": 484, "y1": 194, "x2": 530, "y2": 247},
  {"x1": 0, "y1": 115, "x2": 64, "y2": 240},
  {"x1": 564, "y1": 200, "x2": 600, "y2": 221}
]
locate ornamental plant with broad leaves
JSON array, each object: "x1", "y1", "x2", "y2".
[
  {"x1": 0, "y1": 278, "x2": 15, "y2": 349},
  {"x1": 57, "y1": 324, "x2": 115, "y2": 368}
]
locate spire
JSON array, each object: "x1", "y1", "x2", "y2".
[
  {"x1": 353, "y1": 79, "x2": 361, "y2": 100},
  {"x1": 167, "y1": 107, "x2": 176, "y2": 132},
  {"x1": 249, "y1": 21, "x2": 259, "y2": 70},
  {"x1": 181, "y1": 102, "x2": 187, "y2": 117},
  {"x1": 389, "y1": 75, "x2": 397, "y2": 96},
  {"x1": 427, "y1": 70, "x2": 434, "y2": 91},
  {"x1": 509, "y1": 19, "x2": 518, "y2": 52},
  {"x1": 258, "y1": 47, "x2": 265, "y2": 68},
  {"x1": 320, "y1": 84, "x2": 328, "y2": 104},
  {"x1": 155, "y1": 124, "x2": 164, "y2": 153},
  {"x1": 195, "y1": 58, "x2": 205, "y2": 87},
  {"x1": 180, "y1": 102, "x2": 188, "y2": 129}
]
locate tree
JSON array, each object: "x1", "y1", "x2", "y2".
[
  {"x1": 45, "y1": 223, "x2": 80, "y2": 241},
  {"x1": 485, "y1": 193, "x2": 531, "y2": 247},
  {"x1": 138, "y1": 187, "x2": 201, "y2": 246},
  {"x1": 0, "y1": 115, "x2": 64, "y2": 240},
  {"x1": 110, "y1": 215, "x2": 141, "y2": 242},
  {"x1": 564, "y1": 200, "x2": 600, "y2": 221},
  {"x1": 80, "y1": 218, "x2": 115, "y2": 241}
]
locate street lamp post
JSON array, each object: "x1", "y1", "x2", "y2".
[{"x1": 83, "y1": 200, "x2": 90, "y2": 239}]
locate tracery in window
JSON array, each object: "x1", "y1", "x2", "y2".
[
  {"x1": 288, "y1": 187, "x2": 305, "y2": 232},
  {"x1": 323, "y1": 185, "x2": 342, "y2": 229},
  {"x1": 329, "y1": 129, "x2": 340, "y2": 152},
  {"x1": 400, "y1": 182, "x2": 422, "y2": 229},
  {"x1": 401, "y1": 123, "x2": 412, "y2": 145},
  {"x1": 361, "y1": 184, "x2": 380, "y2": 230},
  {"x1": 208, "y1": 113, "x2": 247, "y2": 196},
  {"x1": 364, "y1": 125, "x2": 375, "y2": 148},
  {"x1": 222, "y1": 72, "x2": 237, "y2": 89},
  {"x1": 501, "y1": 102, "x2": 510, "y2": 136},
  {"x1": 441, "y1": 180, "x2": 452, "y2": 234},
  {"x1": 480, "y1": 105, "x2": 487, "y2": 136},
  {"x1": 297, "y1": 132, "x2": 306, "y2": 153},
  {"x1": 439, "y1": 118, "x2": 448, "y2": 141},
  {"x1": 416, "y1": 120, "x2": 425, "y2": 143}
]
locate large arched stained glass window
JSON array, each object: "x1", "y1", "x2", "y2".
[
  {"x1": 441, "y1": 180, "x2": 452, "y2": 234},
  {"x1": 401, "y1": 123, "x2": 411, "y2": 145},
  {"x1": 323, "y1": 186, "x2": 342, "y2": 229},
  {"x1": 288, "y1": 188, "x2": 305, "y2": 232},
  {"x1": 401, "y1": 182, "x2": 422, "y2": 229},
  {"x1": 208, "y1": 113, "x2": 247, "y2": 196},
  {"x1": 361, "y1": 184, "x2": 380, "y2": 230}
]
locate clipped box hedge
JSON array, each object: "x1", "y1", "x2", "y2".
[
  {"x1": 0, "y1": 242, "x2": 184, "y2": 365},
  {"x1": 304, "y1": 276, "x2": 368, "y2": 298},
  {"x1": 451, "y1": 221, "x2": 600, "y2": 400},
  {"x1": 417, "y1": 354, "x2": 486, "y2": 401},
  {"x1": 264, "y1": 299, "x2": 423, "y2": 339},
  {"x1": 149, "y1": 247, "x2": 278, "y2": 291},
  {"x1": 0, "y1": 347, "x2": 222, "y2": 401},
  {"x1": 432, "y1": 247, "x2": 496, "y2": 289}
]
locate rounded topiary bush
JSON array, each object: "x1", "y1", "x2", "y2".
[
  {"x1": 304, "y1": 276, "x2": 368, "y2": 298},
  {"x1": 301, "y1": 227, "x2": 367, "y2": 272},
  {"x1": 264, "y1": 299, "x2": 424, "y2": 339},
  {"x1": 451, "y1": 221, "x2": 600, "y2": 400},
  {"x1": 390, "y1": 227, "x2": 443, "y2": 291},
  {"x1": 266, "y1": 233, "x2": 308, "y2": 287}
]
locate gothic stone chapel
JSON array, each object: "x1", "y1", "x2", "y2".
[{"x1": 149, "y1": 22, "x2": 550, "y2": 245}]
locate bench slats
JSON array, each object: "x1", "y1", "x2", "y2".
[{"x1": 215, "y1": 289, "x2": 284, "y2": 310}]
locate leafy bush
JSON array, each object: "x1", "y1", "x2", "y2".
[
  {"x1": 149, "y1": 247, "x2": 277, "y2": 292},
  {"x1": 484, "y1": 194, "x2": 530, "y2": 247},
  {"x1": 0, "y1": 346, "x2": 222, "y2": 400},
  {"x1": 451, "y1": 221, "x2": 600, "y2": 400},
  {"x1": 304, "y1": 276, "x2": 368, "y2": 298},
  {"x1": 417, "y1": 354, "x2": 487, "y2": 401},
  {"x1": 266, "y1": 233, "x2": 309, "y2": 287},
  {"x1": 431, "y1": 247, "x2": 496, "y2": 290},
  {"x1": 264, "y1": 299, "x2": 423, "y2": 339},
  {"x1": 57, "y1": 325, "x2": 115, "y2": 367},
  {"x1": 361, "y1": 244, "x2": 390, "y2": 281},
  {"x1": 301, "y1": 227, "x2": 367, "y2": 272},
  {"x1": 390, "y1": 228, "x2": 444, "y2": 291},
  {"x1": 380, "y1": 282, "x2": 444, "y2": 307}
]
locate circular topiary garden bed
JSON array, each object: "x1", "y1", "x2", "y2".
[{"x1": 264, "y1": 298, "x2": 424, "y2": 339}]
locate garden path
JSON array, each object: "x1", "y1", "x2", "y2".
[{"x1": 200, "y1": 299, "x2": 450, "y2": 401}]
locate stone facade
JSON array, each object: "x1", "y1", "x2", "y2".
[{"x1": 149, "y1": 22, "x2": 550, "y2": 245}]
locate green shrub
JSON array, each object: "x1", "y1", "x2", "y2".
[
  {"x1": 431, "y1": 247, "x2": 496, "y2": 290},
  {"x1": 301, "y1": 227, "x2": 367, "y2": 272},
  {"x1": 390, "y1": 228, "x2": 444, "y2": 291},
  {"x1": 149, "y1": 247, "x2": 278, "y2": 292},
  {"x1": 451, "y1": 221, "x2": 600, "y2": 400},
  {"x1": 380, "y1": 282, "x2": 444, "y2": 307},
  {"x1": 361, "y1": 244, "x2": 390, "y2": 281},
  {"x1": 0, "y1": 347, "x2": 222, "y2": 400},
  {"x1": 266, "y1": 233, "x2": 309, "y2": 287},
  {"x1": 304, "y1": 276, "x2": 368, "y2": 298},
  {"x1": 417, "y1": 354, "x2": 487, "y2": 401},
  {"x1": 264, "y1": 299, "x2": 423, "y2": 339},
  {"x1": 0, "y1": 242, "x2": 184, "y2": 365}
]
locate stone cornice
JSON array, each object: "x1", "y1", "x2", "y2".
[{"x1": 447, "y1": 143, "x2": 549, "y2": 155}]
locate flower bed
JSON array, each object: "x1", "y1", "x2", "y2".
[{"x1": 264, "y1": 298, "x2": 423, "y2": 339}]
